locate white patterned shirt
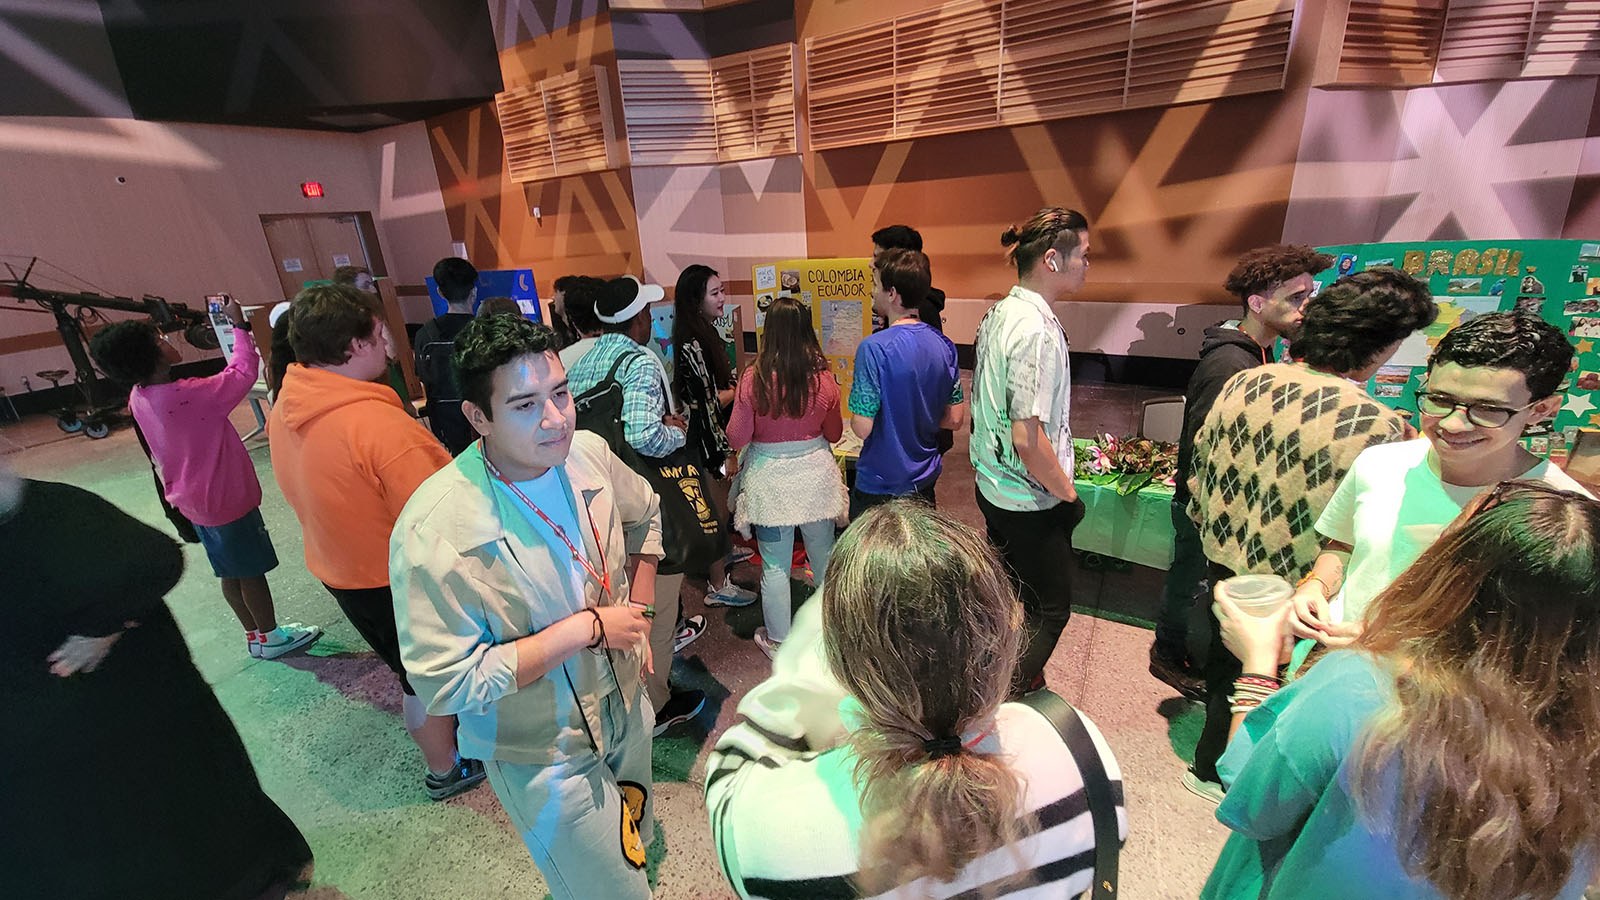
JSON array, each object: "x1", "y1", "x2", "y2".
[{"x1": 970, "y1": 285, "x2": 1073, "y2": 511}]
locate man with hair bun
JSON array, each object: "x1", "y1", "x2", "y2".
[
  {"x1": 1150, "y1": 244, "x2": 1333, "y2": 700},
  {"x1": 970, "y1": 206, "x2": 1091, "y2": 695}
]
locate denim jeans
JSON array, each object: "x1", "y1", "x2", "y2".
[{"x1": 751, "y1": 520, "x2": 836, "y2": 642}]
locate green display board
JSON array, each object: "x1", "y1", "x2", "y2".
[{"x1": 1314, "y1": 239, "x2": 1600, "y2": 465}]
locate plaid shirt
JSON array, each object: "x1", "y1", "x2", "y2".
[{"x1": 567, "y1": 333, "x2": 686, "y2": 458}]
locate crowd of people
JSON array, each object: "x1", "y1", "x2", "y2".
[{"x1": 5, "y1": 206, "x2": 1598, "y2": 899}]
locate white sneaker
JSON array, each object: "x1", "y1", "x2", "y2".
[
  {"x1": 247, "y1": 632, "x2": 262, "y2": 659},
  {"x1": 728, "y1": 545, "x2": 756, "y2": 565},
  {"x1": 704, "y1": 578, "x2": 758, "y2": 608},
  {"x1": 754, "y1": 626, "x2": 781, "y2": 660},
  {"x1": 257, "y1": 623, "x2": 322, "y2": 660}
]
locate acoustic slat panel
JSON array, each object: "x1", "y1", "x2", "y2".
[
  {"x1": 1335, "y1": 0, "x2": 1448, "y2": 83},
  {"x1": 808, "y1": 0, "x2": 1294, "y2": 151},
  {"x1": 497, "y1": 67, "x2": 618, "y2": 183},
  {"x1": 1436, "y1": 0, "x2": 1537, "y2": 80},
  {"x1": 1523, "y1": 1, "x2": 1600, "y2": 76},
  {"x1": 618, "y1": 60, "x2": 719, "y2": 166}
]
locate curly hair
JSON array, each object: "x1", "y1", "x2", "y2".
[
  {"x1": 1428, "y1": 311, "x2": 1572, "y2": 399},
  {"x1": 1224, "y1": 244, "x2": 1335, "y2": 308},
  {"x1": 452, "y1": 313, "x2": 559, "y2": 419},
  {"x1": 1000, "y1": 207, "x2": 1089, "y2": 277},
  {"x1": 89, "y1": 320, "x2": 164, "y2": 385},
  {"x1": 1290, "y1": 269, "x2": 1437, "y2": 374}
]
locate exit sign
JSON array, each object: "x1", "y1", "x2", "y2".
[{"x1": 300, "y1": 181, "x2": 324, "y2": 198}]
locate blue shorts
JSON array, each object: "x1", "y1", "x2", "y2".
[{"x1": 194, "y1": 508, "x2": 280, "y2": 579}]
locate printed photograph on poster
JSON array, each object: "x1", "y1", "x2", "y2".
[
  {"x1": 1515, "y1": 295, "x2": 1544, "y2": 315},
  {"x1": 1488, "y1": 278, "x2": 1507, "y2": 296},
  {"x1": 1374, "y1": 382, "x2": 1405, "y2": 398},
  {"x1": 756, "y1": 292, "x2": 775, "y2": 312},
  {"x1": 1389, "y1": 296, "x2": 1501, "y2": 367},
  {"x1": 1574, "y1": 265, "x2": 1591, "y2": 283},
  {"x1": 1580, "y1": 243, "x2": 1600, "y2": 261},
  {"x1": 1519, "y1": 272, "x2": 1545, "y2": 295},
  {"x1": 780, "y1": 270, "x2": 801, "y2": 293},
  {"x1": 1588, "y1": 277, "x2": 1600, "y2": 297},
  {"x1": 1565, "y1": 298, "x2": 1600, "y2": 316},
  {"x1": 1374, "y1": 366, "x2": 1410, "y2": 386},
  {"x1": 1577, "y1": 371, "x2": 1600, "y2": 391},
  {"x1": 1336, "y1": 254, "x2": 1357, "y2": 277},
  {"x1": 1530, "y1": 436, "x2": 1550, "y2": 456},
  {"x1": 1364, "y1": 257, "x2": 1395, "y2": 270},
  {"x1": 1522, "y1": 420, "x2": 1552, "y2": 437},
  {"x1": 1569, "y1": 316, "x2": 1600, "y2": 338},
  {"x1": 1446, "y1": 277, "x2": 1482, "y2": 295}
]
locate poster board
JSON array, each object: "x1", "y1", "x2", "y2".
[
  {"x1": 1314, "y1": 239, "x2": 1600, "y2": 466},
  {"x1": 423, "y1": 268, "x2": 542, "y2": 321},
  {"x1": 752, "y1": 258, "x2": 874, "y2": 413}
]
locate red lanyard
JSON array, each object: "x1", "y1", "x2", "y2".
[{"x1": 482, "y1": 452, "x2": 612, "y2": 602}]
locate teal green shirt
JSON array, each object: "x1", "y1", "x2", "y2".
[{"x1": 1203, "y1": 651, "x2": 1594, "y2": 899}]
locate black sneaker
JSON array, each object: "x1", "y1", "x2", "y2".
[
  {"x1": 424, "y1": 757, "x2": 487, "y2": 801},
  {"x1": 1149, "y1": 643, "x2": 1207, "y2": 702},
  {"x1": 652, "y1": 689, "x2": 706, "y2": 736}
]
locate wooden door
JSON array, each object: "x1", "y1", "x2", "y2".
[
  {"x1": 304, "y1": 215, "x2": 367, "y2": 277},
  {"x1": 260, "y1": 217, "x2": 320, "y2": 299},
  {"x1": 260, "y1": 214, "x2": 372, "y2": 300}
]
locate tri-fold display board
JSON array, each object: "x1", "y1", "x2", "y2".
[{"x1": 1314, "y1": 239, "x2": 1600, "y2": 471}]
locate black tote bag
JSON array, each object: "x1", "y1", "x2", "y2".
[{"x1": 574, "y1": 352, "x2": 723, "y2": 576}]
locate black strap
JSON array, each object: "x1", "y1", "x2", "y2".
[{"x1": 1018, "y1": 689, "x2": 1119, "y2": 900}]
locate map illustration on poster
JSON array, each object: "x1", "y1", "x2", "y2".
[
  {"x1": 1315, "y1": 239, "x2": 1600, "y2": 467},
  {"x1": 751, "y1": 258, "x2": 874, "y2": 414}
]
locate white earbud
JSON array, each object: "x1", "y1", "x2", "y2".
[{"x1": 1047, "y1": 260, "x2": 1059, "y2": 273}]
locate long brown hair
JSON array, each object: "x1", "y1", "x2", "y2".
[
  {"x1": 1353, "y1": 480, "x2": 1600, "y2": 900},
  {"x1": 752, "y1": 296, "x2": 827, "y2": 419},
  {"x1": 823, "y1": 502, "x2": 1026, "y2": 892}
]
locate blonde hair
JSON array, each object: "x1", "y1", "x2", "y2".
[
  {"x1": 822, "y1": 502, "x2": 1027, "y2": 892},
  {"x1": 1000, "y1": 207, "x2": 1089, "y2": 277},
  {"x1": 1353, "y1": 481, "x2": 1600, "y2": 899}
]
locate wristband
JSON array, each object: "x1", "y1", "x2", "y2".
[
  {"x1": 1296, "y1": 572, "x2": 1332, "y2": 598},
  {"x1": 585, "y1": 607, "x2": 604, "y2": 650}
]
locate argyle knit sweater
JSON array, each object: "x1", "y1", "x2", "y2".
[{"x1": 1187, "y1": 363, "x2": 1406, "y2": 579}]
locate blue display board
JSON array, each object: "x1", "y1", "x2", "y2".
[{"x1": 424, "y1": 268, "x2": 541, "y2": 321}]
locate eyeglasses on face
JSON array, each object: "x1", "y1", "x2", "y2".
[{"x1": 1415, "y1": 391, "x2": 1535, "y2": 428}]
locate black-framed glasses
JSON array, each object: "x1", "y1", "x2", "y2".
[{"x1": 1415, "y1": 391, "x2": 1535, "y2": 428}]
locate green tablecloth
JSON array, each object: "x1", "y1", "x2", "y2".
[{"x1": 1073, "y1": 476, "x2": 1176, "y2": 571}]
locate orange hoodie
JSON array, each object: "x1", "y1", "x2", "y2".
[{"x1": 269, "y1": 364, "x2": 452, "y2": 589}]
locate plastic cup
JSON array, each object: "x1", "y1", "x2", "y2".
[{"x1": 1218, "y1": 574, "x2": 1294, "y2": 618}]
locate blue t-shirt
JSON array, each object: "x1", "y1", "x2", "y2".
[{"x1": 849, "y1": 323, "x2": 963, "y2": 496}]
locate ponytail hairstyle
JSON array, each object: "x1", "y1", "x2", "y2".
[
  {"x1": 1000, "y1": 207, "x2": 1089, "y2": 278},
  {"x1": 752, "y1": 295, "x2": 828, "y2": 419},
  {"x1": 823, "y1": 502, "x2": 1027, "y2": 891},
  {"x1": 1353, "y1": 481, "x2": 1600, "y2": 900}
]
